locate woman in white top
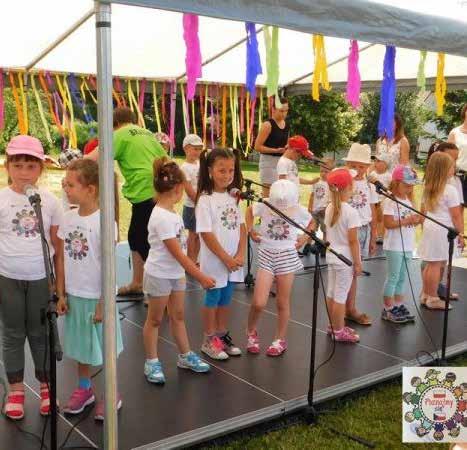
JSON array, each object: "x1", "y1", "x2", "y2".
[
  {"x1": 447, "y1": 103, "x2": 467, "y2": 205},
  {"x1": 375, "y1": 113, "x2": 410, "y2": 171}
]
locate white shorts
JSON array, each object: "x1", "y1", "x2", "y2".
[
  {"x1": 143, "y1": 273, "x2": 186, "y2": 297},
  {"x1": 326, "y1": 264, "x2": 353, "y2": 304},
  {"x1": 259, "y1": 154, "x2": 280, "y2": 185}
]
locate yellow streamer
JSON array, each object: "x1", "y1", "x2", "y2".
[
  {"x1": 82, "y1": 76, "x2": 97, "y2": 104},
  {"x1": 229, "y1": 85, "x2": 236, "y2": 148},
  {"x1": 152, "y1": 81, "x2": 162, "y2": 133},
  {"x1": 56, "y1": 75, "x2": 77, "y2": 148},
  {"x1": 312, "y1": 35, "x2": 330, "y2": 101},
  {"x1": 31, "y1": 74, "x2": 52, "y2": 143},
  {"x1": 435, "y1": 53, "x2": 447, "y2": 117},
  {"x1": 191, "y1": 99, "x2": 197, "y2": 135},
  {"x1": 9, "y1": 72, "x2": 27, "y2": 134},
  {"x1": 127, "y1": 80, "x2": 145, "y2": 127},
  {"x1": 180, "y1": 84, "x2": 189, "y2": 135},
  {"x1": 258, "y1": 87, "x2": 264, "y2": 129},
  {"x1": 18, "y1": 73, "x2": 29, "y2": 134},
  {"x1": 246, "y1": 91, "x2": 251, "y2": 150},
  {"x1": 222, "y1": 86, "x2": 227, "y2": 147}
]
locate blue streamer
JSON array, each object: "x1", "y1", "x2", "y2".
[
  {"x1": 377, "y1": 46, "x2": 396, "y2": 140},
  {"x1": 245, "y1": 22, "x2": 262, "y2": 99},
  {"x1": 68, "y1": 73, "x2": 94, "y2": 125}
]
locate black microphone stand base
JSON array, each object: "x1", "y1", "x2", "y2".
[{"x1": 244, "y1": 273, "x2": 255, "y2": 288}]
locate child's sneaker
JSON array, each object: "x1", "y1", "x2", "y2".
[
  {"x1": 381, "y1": 306, "x2": 408, "y2": 324},
  {"x1": 177, "y1": 351, "x2": 210, "y2": 373},
  {"x1": 247, "y1": 331, "x2": 260, "y2": 354},
  {"x1": 396, "y1": 305, "x2": 415, "y2": 321},
  {"x1": 332, "y1": 328, "x2": 360, "y2": 343},
  {"x1": 63, "y1": 388, "x2": 95, "y2": 415},
  {"x1": 94, "y1": 393, "x2": 123, "y2": 421},
  {"x1": 326, "y1": 325, "x2": 356, "y2": 335},
  {"x1": 201, "y1": 336, "x2": 229, "y2": 360},
  {"x1": 266, "y1": 339, "x2": 287, "y2": 356},
  {"x1": 219, "y1": 332, "x2": 242, "y2": 356},
  {"x1": 4, "y1": 390, "x2": 25, "y2": 420},
  {"x1": 144, "y1": 360, "x2": 166, "y2": 384}
]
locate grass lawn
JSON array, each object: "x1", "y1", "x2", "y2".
[{"x1": 0, "y1": 160, "x2": 465, "y2": 449}]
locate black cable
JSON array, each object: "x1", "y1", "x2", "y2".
[{"x1": 395, "y1": 201, "x2": 439, "y2": 364}]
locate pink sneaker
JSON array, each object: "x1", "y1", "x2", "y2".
[
  {"x1": 326, "y1": 325, "x2": 357, "y2": 335},
  {"x1": 266, "y1": 339, "x2": 287, "y2": 356},
  {"x1": 63, "y1": 388, "x2": 95, "y2": 415},
  {"x1": 247, "y1": 331, "x2": 260, "y2": 354},
  {"x1": 94, "y1": 393, "x2": 123, "y2": 421},
  {"x1": 332, "y1": 328, "x2": 360, "y2": 343}
]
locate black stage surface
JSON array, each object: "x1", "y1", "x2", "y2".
[{"x1": 1, "y1": 252, "x2": 467, "y2": 449}]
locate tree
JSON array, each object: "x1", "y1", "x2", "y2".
[
  {"x1": 357, "y1": 91, "x2": 431, "y2": 154},
  {"x1": 431, "y1": 90, "x2": 467, "y2": 137},
  {"x1": 287, "y1": 91, "x2": 362, "y2": 157}
]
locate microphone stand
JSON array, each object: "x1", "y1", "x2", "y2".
[
  {"x1": 374, "y1": 185, "x2": 462, "y2": 364},
  {"x1": 28, "y1": 192, "x2": 62, "y2": 450},
  {"x1": 244, "y1": 179, "x2": 255, "y2": 288},
  {"x1": 246, "y1": 192, "x2": 352, "y2": 421}
]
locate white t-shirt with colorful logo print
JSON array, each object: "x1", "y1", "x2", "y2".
[
  {"x1": 383, "y1": 197, "x2": 416, "y2": 252},
  {"x1": 0, "y1": 187, "x2": 63, "y2": 281},
  {"x1": 181, "y1": 160, "x2": 199, "y2": 208},
  {"x1": 196, "y1": 192, "x2": 244, "y2": 288},
  {"x1": 348, "y1": 179, "x2": 379, "y2": 226},
  {"x1": 253, "y1": 203, "x2": 312, "y2": 250},
  {"x1": 145, "y1": 206, "x2": 187, "y2": 279},
  {"x1": 310, "y1": 180, "x2": 330, "y2": 212},
  {"x1": 58, "y1": 209, "x2": 113, "y2": 299}
]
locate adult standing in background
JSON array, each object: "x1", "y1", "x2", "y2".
[
  {"x1": 448, "y1": 103, "x2": 467, "y2": 205},
  {"x1": 254, "y1": 97, "x2": 290, "y2": 197},
  {"x1": 375, "y1": 113, "x2": 410, "y2": 171},
  {"x1": 86, "y1": 107, "x2": 167, "y2": 296}
]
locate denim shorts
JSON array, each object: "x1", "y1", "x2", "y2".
[
  {"x1": 143, "y1": 273, "x2": 186, "y2": 298},
  {"x1": 182, "y1": 206, "x2": 197, "y2": 232},
  {"x1": 204, "y1": 282, "x2": 234, "y2": 308}
]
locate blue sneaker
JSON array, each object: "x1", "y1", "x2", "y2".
[
  {"x1": 381, "y1": 307, "x2": 408, "y2": 324},
  {"x1": 396, "y1": 305, "x2": 415, "y2": 321},
  {"x1": 144, "y1": 360, "x2": 165, "y2": 384},
  {"x1": 177, "y1": 351, "x2": 210, "y2": 373}
]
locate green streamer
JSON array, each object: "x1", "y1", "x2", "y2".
[
  {"x1": 417, "y1": 50, "x2": 427, "y2": 92},
  {"x1": 263, "y1": 26, "x2": 280, "y2": 99}
]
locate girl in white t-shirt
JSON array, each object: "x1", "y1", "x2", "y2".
[
  {"x1": 58, "y1": 159, "x2": 123, "y2": 420},
  {"x1": 143, "y1": 158, "x2": 215, "y2": 384},
  {"x1": 195, "y1": 148, "x2": 246, "y2": 360},
  {"x1": 325, "y1": 169, "x2": 362, "y2": 343},
  {"x1": 246, "y1": 179, "x2": 314, "y2": 356},
  {"x1": 0, "y1": 136, "x2": 64, "y2": 420},
  {"x1": 419, "y1": 153, "x2": 464, "y2": 310},
  {"x1": 382, "y1": 165, "x2": 422, "y2": 324}
]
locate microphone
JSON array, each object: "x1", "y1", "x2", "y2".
[
  {"x1": 24, "y1": 184, "x2": 41, "y2": 205},
  {"x1": 229, "y1": 188, "x2": 256, "y2": 202},
  {"x1": 367, "y1": 178, "x2": 390, "y2": 194}
]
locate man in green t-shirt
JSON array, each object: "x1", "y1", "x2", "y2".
[{"x1": 86, "y1": 107, "x2": 167, "y2": 296}]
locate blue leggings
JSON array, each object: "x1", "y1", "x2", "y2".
[{"x1": 383, "y1": 250, "x2": 413, "y2": 297}]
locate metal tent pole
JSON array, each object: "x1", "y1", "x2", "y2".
[{"x1": 95, "y1": 2, "x2": 118, "y2": 449}]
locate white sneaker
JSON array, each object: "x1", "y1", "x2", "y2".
[
  {"x1": 201, "y1": 336, "x2": 229, "y2": 360},
  {"x1": 219, "y1": 332, "x2": 242, "y2": 356}
]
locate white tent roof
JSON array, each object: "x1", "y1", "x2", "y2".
[{"x1": 2, "y1": 0, "x2": 467, "y2": 88}]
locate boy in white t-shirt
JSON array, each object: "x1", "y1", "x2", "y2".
[
  {"x1": 342, "y1": 143, "x2": 379, "y2": 326},
  {"x1": 277, "y1": 135, "x2": 317, "y2": 186},
  {"x1": 180, "y1": 134, "x2": 203, "y2": 263},
  {"x1": 369, "y1": 153, "x2": 392, "y2": 244}
]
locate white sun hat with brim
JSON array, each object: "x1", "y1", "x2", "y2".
[
  {"x1": 268, "y1": 179, "x2": 300, "y2": 214},
  {"x1": 342, "y1": 143, "x2": 372, "y2": 164}
]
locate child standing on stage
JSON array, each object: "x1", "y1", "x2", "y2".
[
  {"x1": 418, "y1": 152, "x2": 464, "y2": 310},
  {"x1": 196, "y1": 148, "x2": 246, "y2": 360},
  {"x1": 181, "y1": 134, "x2": 203, "y2": 263},
  {"x1": 308, "y1": 159, "x2": 334, "y2": 243},
  {"x1": 325, "y1": 169, "x2": 362, "y2": 343},
  {"x1": 246, "y1": 179, "x2": 313, "y2": 355},
  {"x1": 277, "y1": 135, "x2": 316, "y2": 186},
  {"x1": 0, "y1": 135, "x2": 64, "y2": 420},
  {"x1": 369, "y1": 153, "x2": 392, "y2": 244},
  {"x1": 343, "y1": 143, "x2": 378, "y2": 326},
  {"x1": 143, "y1": 158, "x2": 215, "y2": 384},
  {"x1": 58, "y1": 159, "x2": 123, "y2": 420},
  {"x1": 381, "y1": 165, "x2": 422, "y2": 323}
]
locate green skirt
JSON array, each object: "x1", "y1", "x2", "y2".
[{"x1": 64, "y1": 295, "x2": 124, "y2": 366}]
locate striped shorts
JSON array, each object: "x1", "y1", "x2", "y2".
[{"x1": 257, "y1": 247, "x2": 303, "y2": 276}]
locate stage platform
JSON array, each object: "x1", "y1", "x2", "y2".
[{"x1": 1, "y1": 248, "x2": 467, "y2": 450}]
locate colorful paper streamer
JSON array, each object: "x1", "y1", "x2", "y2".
[
  {"x1": 245, "y1": 22, "x2": 262, "y2": 100},
  {"x1": 312, "y1": 35, "x2": 330, "y2": 101},
  {"x1": 346, "y1": 40, "x2": 361, "y2": 109},
  {"x1": 417, "y1": 50, "x2": 427, "y2": 92},
  {"x1": 183, "y1": 14, "x2": 202, "y2": 101},
  {"x1": 263, "y1": 26, "x2": 280, "y2": 100},
  {"x1": 378, "y1": 46, "x2": 396, "y2": 139},
  {"x1": 435, "y1": 52, "x2": 447, "y2": 116},
  {"x1": 0, "y1": 69, "x2": 4, "y2": 131}
]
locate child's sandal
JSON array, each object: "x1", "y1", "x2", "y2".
[
  {"x1": 5, "y1": 390, "x2": 25, "y2": 420},
  {"x1": 424, "y1": 296, "x2": 452, "y2": 311},
  {"x1": 40, "y1": 386, "x2": 59, "y2": 416}
]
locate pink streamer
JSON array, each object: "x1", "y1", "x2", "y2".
[
  {"x1": 138, "y1": 79, "x2": 146, "y2": 112},
  {"x1": 183, "y1": 14, "x2": 202, "y2": 100},
  {"x1": 0, "y1": 69, "x2": 4, "y2": 130},
  {"x1": 250, "y1": 97, "x2": 257, "y2": 143},
  {"x1": 209, "y1": 85, "x2": 215, "y2": 149},
  {"x1": 346, "y1": 40, "x2": 361, "y2": 109},
  {"x1": 169, "y1": 81, "x2": 176, "y2": 150},
  {"x1": 240, "y1": 86, "x2": 245, "y2": 134}
]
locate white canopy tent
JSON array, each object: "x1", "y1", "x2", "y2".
[{"x1": 4, "y1": 1, "x2": 467, "y2": 449}]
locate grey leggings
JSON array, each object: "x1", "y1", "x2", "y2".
[{"x1": 0, "y1": 275, "x2": 49, "y2": 384}]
